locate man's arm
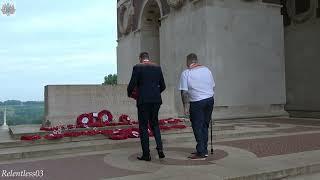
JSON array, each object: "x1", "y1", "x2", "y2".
[
  {"x1": 181, "y1": 90, "x2": 189, "y2": 115},
  {"x1": 127, "y1": 66, "x2": 138, "y2": 97},
  {"x1": 179, "y1": 71, "x2": 189, "y2": 115},
  {"x1": 159, "y1": 68, "x2": 166, "y2": 93}
]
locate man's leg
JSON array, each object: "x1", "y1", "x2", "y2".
[
  {"x1": 202, "y1": 97, "x2": 214, "y2": 155},
  {"x1": 190, "y1": 100, "x2": 206, "y2": 156},
  {"x1": 149, "y1": 103, "x2": 163, "y2": 151},
  {"x1": 138, "y1": 104, "x2": 151, "y2": 156}
]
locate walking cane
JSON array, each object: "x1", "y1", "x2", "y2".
[{"x1": 210, "y1": 117, "x2": 214, "y2": 154}]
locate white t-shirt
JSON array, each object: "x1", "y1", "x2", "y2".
[{"x1": 179, "y1": 66, "x2": 215, "y2": 102}]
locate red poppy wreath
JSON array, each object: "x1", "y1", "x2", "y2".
[
  {"x1": 76, "y1": 113, "x2": 94, "y2": 127},
  {"x1": 98, "y1": 110, "x2": 113, "y2": 125}
]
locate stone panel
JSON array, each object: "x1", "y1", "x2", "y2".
[{"x1": 44, "y1": 85, "x2": 177, "y2": 126}]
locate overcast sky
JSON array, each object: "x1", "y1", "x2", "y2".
[{"x1": 0, "y1": 0, "x2": 117, "y2": 101}]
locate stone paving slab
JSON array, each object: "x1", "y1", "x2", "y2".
[
  {"x1": 9, "y1": 123, "x2": 234, "y2": 139},
  {"x1": 3, "y1": 117, "x2": 320, "y2": 162},
  {"x1": 1, "y1": 141, "x2": 315, "y2": 180},
  {"x1": 2, "y1": 118, "x2": 320, "y2": 179}
]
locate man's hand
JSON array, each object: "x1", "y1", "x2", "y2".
[{"x1": 183, "y1": 105, "x2": 189, "y2": 116}]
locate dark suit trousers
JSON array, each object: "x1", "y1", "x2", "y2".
[{"x1": 137, "y1": 103, "x2": 163, "y2": 156}]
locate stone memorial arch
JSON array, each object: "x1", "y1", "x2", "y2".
[
  {"x1": 117, "y1": 0, "x2": 289, "y2": 119},
  {"x1": 139, "y1": 0, "x2": 162, "y2": 65},
  {"x1": 44, "y1": 0, "x2": 320, "y2": 125}
]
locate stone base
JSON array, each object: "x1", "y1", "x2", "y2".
[
  {"x1": 212, "y1": 104, "x2": 289, "y2": 120},
  {"x1": 287, "y1": 111, "x2": 320, "y2": 119}
]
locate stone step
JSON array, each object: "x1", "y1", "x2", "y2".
[
  {"x1": 1, "y1": 129, "x2": 192, "y2": 149},
  {"x1": 9, "y1": 123, "x2": 235, "y2": 140},
  {"x1": 226, "y1": 163, "x2": 320, "y2": 180},
  {"x1": 0, "y1": 128, "x2": 239, "y2": 161},
  {"x1": 0, "y1": 138, "x2": 139, "y2": 161},
  {"x1": 0, "y1": 127, "x2": 306, "y2": 162},
  {"x1": 0, "y1": 124, "x2": 304, "y2": 150}
]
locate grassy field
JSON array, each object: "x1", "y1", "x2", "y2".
[{"x1": 0, "y1": 103, "x2": 44, "y2": 125}]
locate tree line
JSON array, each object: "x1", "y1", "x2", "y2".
[{"x1": 0, "y1": 100, "x2": 44, "y2": 106}]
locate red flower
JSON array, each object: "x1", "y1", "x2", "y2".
[
  {"x1": 110, "y1": 134, "x2": 129, "y2": 140},
  {"x1": 82, "y1": 130, "x2": 99, "y2": 136},
  {"x1": 130, "y1": 87, "x2": 139, "y2": 100},
  {"x1": 159, "y1": 125, "x2": 172, "y2": 131},
  {"x1": 98, "y1": 110, "x2": 113, "y2": 125},
  {"x1": 40, "y1": 126, "x2": 59, "y2": 131},
  {"x1": 100, "y1": 130, "x2": 114, "y2": 136},
  {"x1": 88, "y1": 121, "x2": 104, "y2": 127},
  {"x1": 20, "y1": 135, "x2": 41, "y2": 141},
  {"x1": 64, "y1": 132, "x2": 82, "y2": 137},
  {"x1": 76, "y1": 124, "x2": 88, "y2": 129},
  {"x1": 167, "y1": 119, "x2": 179, "y2": 124},
  {"x1": 148, "y1": 129, "x2": 154, "y2": 137},
  {"x1": 131, "y1": 121, "x2": 139, "y2": 125},
  {"x1": 76, "y1": 113, "x2": 94, "y2": 126},
  {"x1": 171, "y1": 125, "x2": 187, "y2": 129},
  {"x1": 119, "y1": 114, "x2": 131, "y2": 123},
  {"x1": 67, "y1": 124, "x2": 77, "y2": 129},
  {"x1": 159, "y1": 119, "x2": 167, "y2": 125},
  {"x1": 128, "y1": 129, "x2": 140, "y2": 138},
  {"x1": 44, "y1": 134, "x2": 64, "y2": 140}
]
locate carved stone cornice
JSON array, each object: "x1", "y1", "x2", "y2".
[
  {"x1": 167, "y1": 0, "x2": 185, "y2": 9},
  {"x1": 118, "y1": 0, "x2": 135, "y2": 35}
]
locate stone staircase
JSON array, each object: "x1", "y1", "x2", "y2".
[
  {"x1": 2, "y1": 118, "x2": 320, "y2": 180},
  {"x1": 0, "y1": 121, "x2": 237, "y2": 161}
]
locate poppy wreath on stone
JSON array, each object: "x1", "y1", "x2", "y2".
[
  {"x1": 167, "y1": 118, "x2": 182, "y2": 124},
  {"x1": 130, "y1": 87, "x2": 139, "y2": 100},
  {"x1": 148, "y1": 129, "x2": 154, "y2": 137},
  {"x1": 82, "y1": 130, "x2": 99, "y2": 136},
  {"x1": 76, "y1": 113, "x2": 94, "y2": 127},
  {"x1": 119, "y1": 114, "x2": 131, "y2": 124},
  {"x1": 40, "y1": 126, "x2": 59, "y2": 131},
  {"x1": 44, "y1": 134, "x2": 64, "y2": 140},
  {"x1": 88, "y1": 121, "x2": 104, "y2": 127},
  {"x1": 20, "y1": 135, "x2": 42, "y2": 141},
  {"x1": 159, "y1": 125, "x2": 172, "y2": 131},
  {"x1": 100, "y1": 130, "x2": 114, "y2": 136},
  {"x1": 98, "y1": 110, "x2": 113, "y2": 125},
  {"x1": 129, "y1": 127, "x2": 140, "y2": 138},
  {"x1": 63, "y1": 131, "x2": 82, "y2": 137},
  {"x1": 110, "y1": 133, "x2": 129, "y2": 140},
  {"x1": 67, "y1": 124, "x2": 77, "y2": 130},
  {"x1": 171, "y1": 125, "x2": 187, "y2": 129}
]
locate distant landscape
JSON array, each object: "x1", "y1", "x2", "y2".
[{"x1": 0, "y1": 100, "x2": 44, "y2": 126}]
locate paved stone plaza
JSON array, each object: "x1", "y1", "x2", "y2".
[{"x1": 2, "y1": 118, "x2": 320, "y2": 180}]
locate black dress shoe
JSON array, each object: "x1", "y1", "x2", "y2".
[
  {"x1": 137, "y1": 155, "x2": 151, "y2": 161},
  {"x1": 158, "y1": 151, "x2": 165, "y2": 159}
]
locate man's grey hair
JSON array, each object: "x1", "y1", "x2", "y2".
[{"x1": 187, "y1": 53, "x2": 198, "y2": 63}]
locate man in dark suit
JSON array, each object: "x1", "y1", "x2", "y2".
[{"x1": 127, "y1": 52, "x2": 166, "y2": 161}]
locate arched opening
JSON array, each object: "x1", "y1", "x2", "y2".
[
  {"x1": 140, "y1": 0, "x2": 161, "y2": 64},
  {"x1": 295, "y1": 0, "x2": 310, "y2": 14}
]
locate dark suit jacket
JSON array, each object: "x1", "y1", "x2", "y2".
[{"x1": 127, "y1": 63, "x2": 166, "y2": 106}]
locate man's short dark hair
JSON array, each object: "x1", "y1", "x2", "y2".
[
  {"x1": 187, "y1": 53, "x2": 198, "y2": 62},
  {"x1": 139, "y1": 52, "x2": 149, "y2": 60}
]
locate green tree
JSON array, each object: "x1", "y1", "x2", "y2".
[
  {"x1": 4, "y1": 100, "x2": 22, "y2": 106},
  {"x1": 103, "y1": 74, "x2": 117, "y2": 85}
]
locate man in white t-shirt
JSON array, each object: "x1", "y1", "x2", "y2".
[{"x1": 179, "y1": 53, "x2": 215, "y2": 160}]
